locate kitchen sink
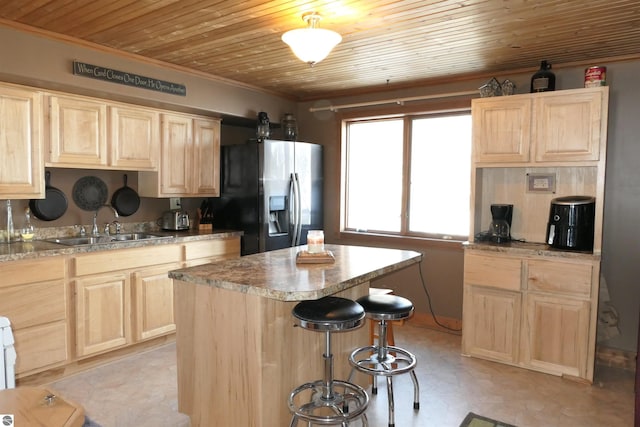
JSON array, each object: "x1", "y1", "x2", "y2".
[
  {"x1": 110, "y1": 233, "x2": 169, "y2": 241},
  {"x1": 47, "y1": 236, "x2": 113, "y2": 246},
  {"x1": 47, "y1": 233, "x2": 171, "y2": 246}
]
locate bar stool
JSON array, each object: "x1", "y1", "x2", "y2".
[
  {"x1": 288, "y1": 296, "x2": 370, "y2": 426},
  {"x1": 348, "y1": 294, "x2": 419, "y2": 427}
]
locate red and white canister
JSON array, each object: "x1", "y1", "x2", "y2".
[{"x1": 584, "y1": 66, "x2": 606, "y2": 88}]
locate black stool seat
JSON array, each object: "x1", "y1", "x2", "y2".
[
  {"x1": 356, "y1": 294, "x2": 414, "y2": 321},
  {"x1": 293, "y1": 296, "x2": 365, "y2": 331}
]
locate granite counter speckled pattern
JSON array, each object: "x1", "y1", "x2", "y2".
[
  {"x1": 463, "y1": 240, "x2": 601, "y2": 260},
  {"x1": 0, "y1": 229, "x2": 242, "y2": 262},
  {"x1": 169, "y1": 244, "x2": 423, "y2": 301}
]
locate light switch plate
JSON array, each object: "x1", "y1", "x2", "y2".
[
  {"x1": 526, "y1": 173, "x2": 556, "y2": 193},
  {"x1": 170, "y1": 197, "x2": 181, "y2": 210}
]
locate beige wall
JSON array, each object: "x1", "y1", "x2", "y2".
[{"x1": 0, "y1": 25, "x2": 295, "y2": 122}]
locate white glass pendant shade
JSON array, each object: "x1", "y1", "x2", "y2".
[{"x1": 282, "y1": 13, "x2": 342, "y2": 65}]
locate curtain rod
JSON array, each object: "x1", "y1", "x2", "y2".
[{"x1": 308, "y1": 89, "x2": 479, "y2": 112}]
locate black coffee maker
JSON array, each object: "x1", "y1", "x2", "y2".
[{"x1": 489, "y1": 204, "x2": 513, "y2": 243}]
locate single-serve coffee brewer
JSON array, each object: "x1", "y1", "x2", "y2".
[{"x1": 489, "y1": 204, "x2": 513, "y2": 243}]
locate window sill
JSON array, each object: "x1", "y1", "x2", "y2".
[{"x1": 337, "y1": 230, "x2": 466, "y2": 252}]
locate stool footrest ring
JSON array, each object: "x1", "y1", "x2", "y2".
[
  {"x1": 288, "y1": 379, "x2": 369, "y2": 425},
  {"x1": 349, "y1": 345, "x2": 417, "y2": 377}
]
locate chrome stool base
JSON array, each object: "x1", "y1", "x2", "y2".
[
  {"x1": 288, "y1": 297, "x2": 369, "y2": 427},
  {"x1": 348, "y1": 294, "x2": 420, "y2": 427},
  {"x1": 288, "y1": 379, "x2": 369, "y2": 426},
  {"x1": 349, "y1": 344, "x2": 420, "y2": 404}
]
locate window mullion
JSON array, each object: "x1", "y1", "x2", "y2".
[{"x1": 400, "y1": 117, "x2": 412, "y2": 234}]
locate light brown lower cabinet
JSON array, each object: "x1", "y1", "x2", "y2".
[
  {"x1": 462, "y1": 249, "x2": 599, "y2": 382},
  {"x1": 0, "y1": 257, "x2": 68, "y2": 376},
  {"x1": 74, "y1": 273, "x2": 131, "y2": 357},
  {"x1": 3, "y1": 236, "x2": 240, "y2": 383},
  {"x1": 133, "y1": 264, "x2": 180, "y2": 341},
  {"x1": 183, "y1": 238, "x2": 241, "y2": 266},
  {"x1": 72, "y1": 244, "x2": 182, "y2": 358},
  {"x1": 463, "y1": 285, "x2": 521, "y2": 364}
]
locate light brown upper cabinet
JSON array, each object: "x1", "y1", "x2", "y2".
[
  {"x1": 110, "y1": 105, "x2": 160, "y2": 170},
  {"x1": 0, "y1": 83, "x2": 44, "y2": 199},
  {"x1": 138, "y1": 113, "x2": 220, "y2": 197},
  {"x1": 47, "y1": 94, "x2": 160, "y2": 170},
  {"x1": 47, "y1": 94, "x2": 108, "y2": 167},
  {"x1": 472, "y1": 87, "x2": 607, "y2": 165},
  {"x1": 533, "y1": 89, "x2": 604, "y2": 162},
  {"x1": 472, "y1": 97, "x2": 532, "y2": 163}
]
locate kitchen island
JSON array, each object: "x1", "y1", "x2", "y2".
[{"x1": 169, "y1": 244, "x2": 422, "y2": 427}]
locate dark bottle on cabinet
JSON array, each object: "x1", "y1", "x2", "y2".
[{"x1": 530, "y1": 60, "x2": 556, "y2": 92}]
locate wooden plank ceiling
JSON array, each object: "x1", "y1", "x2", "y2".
[{"x1": 1, "y1": 0, "x2": 639, "y2": 100}]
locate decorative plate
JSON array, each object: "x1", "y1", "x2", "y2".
[{"x1": 72, "y1": 176, "x2": 108, "y2": 211}]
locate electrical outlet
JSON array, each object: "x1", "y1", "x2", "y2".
[{"x1": 170, "y1": 197, "x2": 181, "y2": 210}]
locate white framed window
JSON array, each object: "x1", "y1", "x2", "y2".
[{"x1": 341, "y1": 111, "x2": 472, "y2": 240}]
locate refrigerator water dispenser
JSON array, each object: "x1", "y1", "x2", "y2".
[{"x1": 268, "y1": 196, "x2": 288, "y2": 235}]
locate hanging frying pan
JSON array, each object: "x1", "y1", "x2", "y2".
[
  {"x1": 29, "y1": 171, "x2": 68, "y2": 221},
  {"x1": 111, "y1": 174, "x2": 140, "y2": 216}
]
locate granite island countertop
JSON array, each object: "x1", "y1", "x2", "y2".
[
  {"x1": 168, "y1": 244, "x2": 423, "y2": 301},
  {"x1": 0, "y1": 229, "x2": 242, "y2": 262}
]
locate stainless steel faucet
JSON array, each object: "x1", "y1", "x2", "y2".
[{"x1": 92, "y1": 205, "x2": 119, "y2": 236}]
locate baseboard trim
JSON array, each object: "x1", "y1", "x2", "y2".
[
  {"x1": 596, "y1": 345, "x2": 636, "y2": 371},
  {"x1": 407, "y1": 312, "x2": 462, "y2": 335}
]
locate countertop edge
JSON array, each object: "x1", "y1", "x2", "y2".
[
  {"x1": 0, "y1": 230, "x2": 243, "y2": 262},
  {"x1": 463, "y1": 241, "x2": 601, "y2": 260}
]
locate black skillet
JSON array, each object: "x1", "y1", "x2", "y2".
[
  {"x1": 111, "y1": 174, "x2": 140, "y2": 216},
  {"x1": 29, "y1": 171, "x2": 68, "y2": 221}
]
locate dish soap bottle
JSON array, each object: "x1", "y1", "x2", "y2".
[
  {"x1": 530, "y1": 60, "x2": 556, "y2": 92},
  {"x1": 5, "y1": 200, "x2": 14, "y2": 243},
  {"x1": 20, "y1": 207, "x2": 35, "y2": 241}
]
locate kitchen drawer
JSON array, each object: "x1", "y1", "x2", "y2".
[
  {"x1": 464, "y1": 253, "x2": 521, "y2": 291},
  {"x1": 0, "y1": 281, "x2": 66, "y2": 329},
  {"x1": 14, "y1": 321, "x2": 68, "y2": 374},
  {"x1": 183, "y1": 237, "x2": 241, "y2": 261},
  {"x1": 72, "y1": 244, "x2": 181, "y2": 276},
  {"x1": 1, "y1": 257, "x2": 65, "y2": 288},
  {"x1": 527, "y1": 259, "x2": 592, "y2": 297}
]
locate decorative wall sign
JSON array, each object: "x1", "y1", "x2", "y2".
[{"x1": 72, "y1": 61, "x2": 186, "y2": 96}]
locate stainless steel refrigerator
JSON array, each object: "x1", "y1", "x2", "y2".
[{"x1": 211, "y1": 139, "x2": 323, "y2": 255}]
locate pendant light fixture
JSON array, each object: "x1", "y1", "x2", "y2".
[{"x1": 282, "y1": 12, "x2": 342, "y2": 66}]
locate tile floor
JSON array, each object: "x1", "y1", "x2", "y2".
[{"x1": 49, "y1": 323, "x2": 635, "y2": 427}]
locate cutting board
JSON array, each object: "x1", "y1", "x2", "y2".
[{"x1": 0, "y1": 386, "x2": 85, "y2": 427}]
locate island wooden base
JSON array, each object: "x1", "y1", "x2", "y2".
[{"x1": 174, "y1": 280, "x2": 370, "y2": 427}]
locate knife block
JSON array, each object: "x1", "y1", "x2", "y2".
[{"x1": 198, "y1": 222, "x2": 213, "y2": 232}]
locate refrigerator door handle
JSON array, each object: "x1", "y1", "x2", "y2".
[
  {"x1": 290, "y1": 173, "x2": 299, "y2": 246},
  {"x1": 290, "y1": 172, "x2": 302, "y2": 246},
  {"x1": 294, "y1": 173, "x2": 302, "y2": 245}
]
